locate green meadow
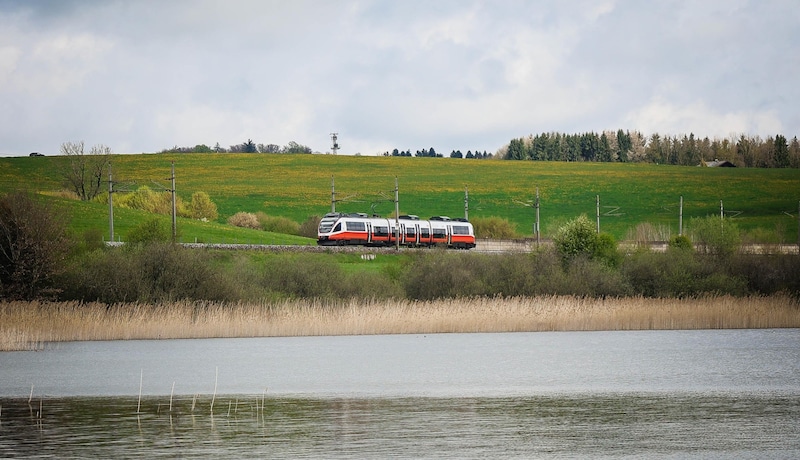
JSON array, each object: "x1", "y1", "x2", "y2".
[{"x1": 1, "y1": 153, "x2": 799, "y2": 242}]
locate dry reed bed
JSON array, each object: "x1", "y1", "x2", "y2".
[{"x1": 2, "y1": 296, "x2": 798, "y2": 351}]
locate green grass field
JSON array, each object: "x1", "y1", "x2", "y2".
[{"x1": 1, "y1": 153, "x2": 799, "y2": 242}]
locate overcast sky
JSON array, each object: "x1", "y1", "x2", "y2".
[{"x1": 1, "y1": 0, "x2": 798, "y2": 156}]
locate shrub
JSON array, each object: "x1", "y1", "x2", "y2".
[
  {"x1": 256, "y1": 212, "x2": 300, "y2": 235},
  {"x1": 128, "y1": 218, "x2": 172, "y2": 244},
  {"x1": 689, "y1": 216, "x2": 741, "y2": 257},
  {"x1": 299, "y1": 215, "x2": 322, "y2": 239},
  {"x1": 188, "y1": 191, "x2": 218, "y2": 221},
  {"x1": 562, "y1": 256, "x2": 632, "y2": 297},
  {"x1": 470, "y1": 216, "x2": 519, "y2": 239},
  {"x1": 259, "y1": 255, "x2": 344, "y2": 298},
  {"x1": 0, "y1": 192, "x2": 71, "y2": 300},
  {"x1": 668, "y1": 234, "x2": 693, "y2": 251},
  {"x1": 592, "y1": 232, "x2": 622, "y2": 267},
  {"x1": 552, "y1": 215, "x2": 620, "y2": 266},
  {"x1": 62, "y1": 244, "x2": 240, "y2": 303},
  {"x1": 117, "y1": 186, "x2": 188, "y2": 216},
  {"x1": 553, "y1": 215, "x2": 597, "y2": 259},
  {"x1": 227, "y1": 211, "x2": 261, "y2": 229},
  {"x1": 729, "y1": 254, "x2": 800, "y2": 296},
  {"x1": 402, "y1": 251, "x2": 489, "y2": 299},
  {"x1": 70, "y1": 227, "x2": 106, "y2": 256}
]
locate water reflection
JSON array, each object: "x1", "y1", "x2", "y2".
[
  {"x1": 2, "y1": 329, "x2": 799, "y2": 457},
  {"x1": 1, "y1": 394, "x2": 799, "y2": 459}
]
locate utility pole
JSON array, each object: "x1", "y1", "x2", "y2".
[
  {"x1": 679, "y1": 195, "x2": 683, "y2": 236},
  {"x1": 596, "y1": 195, "x2": 600, "y2": 233},
  {"x1": 394, "y1": 177, "x2": 400, "y2": 250},
  {"x1": 464, "y1": 186, "x2": 469, "y2": 221},
  {"x1": 170, "y1": 161, "x2": 177, "y2": 241},
  {"x1": 108, "y1": 161, "x2": 114, "y2": 242},
  {"x1": 394, "y1": 176, "x2": 400, "y2": 251},
  {"x1": 535, "y1": 187, "x2": 541, "y2": 245},
  {"x1": 331, "y1": 175, "x2": 336, "y2": 213}
]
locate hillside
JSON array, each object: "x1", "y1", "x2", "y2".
[{"x1": 1, "y1": 153, "x2": 799, "y2": 242}]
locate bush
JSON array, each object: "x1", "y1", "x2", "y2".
[
  {"x1": 592, "y1": 232, "x2": 622, "y2": 267},
  {"x1": 127, "y1": 218, "x2": 173, "y2": 244},
  {"x1": 553, "y1": 215, "x2": 597, "y2": 259},
  {"x1": 402, "y1": 251, "x2": 481, "y2": 299},
  {"x1": 621, "y1": 250, "x2": 747, "y2": 297},
  {"x1": 562, "y1": 256, "x2": 632, "y2": 297},
  {"x1": 117, "y1": 186, "x2": 188, "y2": 216},
  {"x1": 729, "y1": 254, "x2": 800, "y2": 296},
  {"x1": 256, "y1": 212, "x2": 300, "y2": 235},
  {"x1": 62, "y1": 244, "x2": 240, "y2": 303},
  {"x1": 188, "y1": 191, "x2": 218, "y2": 221},
  {"x1": 689, "y1": 216, "x2": 741, "y2": 257},
  {"x1": 668, "y1": 234, "x2": 693, "y2": 251},
  {"x1": 227, "y1": 212, "x2": 261, "y2": 229},
  {"x1": 259, "y1": 255, "x2": 344, "y2": 298},
  {"x1": 0, "y1": 192, "x2": 71, "y2": 300},
  {"x1": 470, "y1": 216, "x2": 519, "y2": 239},
  {"x1": 552, "y1": 215, "x2": 619, "y2": 266},
  {"x1": 299, "y1": 215, "x2": 322, "y2": 239}
]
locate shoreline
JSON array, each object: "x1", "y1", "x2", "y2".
[{"x1": 2, "y1": 295, "x2": 798, "y2": 351}]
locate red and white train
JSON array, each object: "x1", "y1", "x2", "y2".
[{"x1": 317, "y1": 213, "x2": 476, "y2": 249}]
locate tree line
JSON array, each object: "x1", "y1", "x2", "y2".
[
  {"x1": 160, "y1": 139, "x2": 313, "y2": 154},
  {"x1": 382, "y1": 147, "x2": 493, "y2": 158},
  {"x1": 502, "y1": 130, "x2": 800, "y2": 168}
]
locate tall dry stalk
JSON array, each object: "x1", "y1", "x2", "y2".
[{"x1": 1, "y1": 296, "x2": 798, "y2": 351}]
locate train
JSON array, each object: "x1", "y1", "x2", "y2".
[{"x1": 317, "y1": 213, "x2": 476, "y2": 249}]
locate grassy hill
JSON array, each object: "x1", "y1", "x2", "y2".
[{"x1": 1, "y1": 153, "x2": 799, "y2": 242}]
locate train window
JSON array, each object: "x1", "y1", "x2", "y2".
[
  {"x1": 373, "y1": 226, "x2": 389, "y2": 236},
  {"x1": 405, "y1": 227, "x2": 416, "y2": 237},
  {"x1": 333, "y1": 223, "x2": 342, "y2": 232},
  {"x1": 432, "y1": 228, "x2": 446, "y2": 239},
  {"x1": 452, "y1": 225, "x2": 470, "y2": 235},
  {"x1": 346, "y1": 221, "x2": 366, "y2": 232},
  {"x1": 420, "y1": 228, "x2": 430, "y2": 238}
]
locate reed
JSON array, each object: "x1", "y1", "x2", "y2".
[{"x1": 1, "y1": 296, "x2": 798, "y2": 351}]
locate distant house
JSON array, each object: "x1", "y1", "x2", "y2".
[{"x1": 702, "y1": 159, "x2": 735, "y2": 167}]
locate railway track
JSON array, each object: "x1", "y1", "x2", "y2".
[{"x1": 106, "y1": 241, "x2": 800, "y2": 255}]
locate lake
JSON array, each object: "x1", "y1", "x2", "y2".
[{"x1": 1, "y1": 329, "x2": 799, "y2": 458}]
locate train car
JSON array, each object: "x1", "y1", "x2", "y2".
[{"x1": 317, "y1": 213, "x2": 476, "y2": 249}]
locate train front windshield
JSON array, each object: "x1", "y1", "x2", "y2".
[{"x1": 318, "y1": 217, "x2": 338, "y2": 234}]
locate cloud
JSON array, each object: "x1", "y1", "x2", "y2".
[
  {"x1": 0, "y1": 0, "x2": 798, "y2": 156},
  {"x1": 623, "y1": 97, "x2": 783, "y2": 139}
]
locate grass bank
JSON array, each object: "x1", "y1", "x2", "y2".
[{"x1": 2, "y1": 296, "x2": 798, "y2": 351}]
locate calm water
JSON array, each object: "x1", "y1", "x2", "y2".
[{"x1": 1, "y1": 329, "x2": 799, "y2": 458}]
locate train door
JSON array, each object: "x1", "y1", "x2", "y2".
[{"x1": 366, "y1": 222, "x2": 373, "y2": 244}]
